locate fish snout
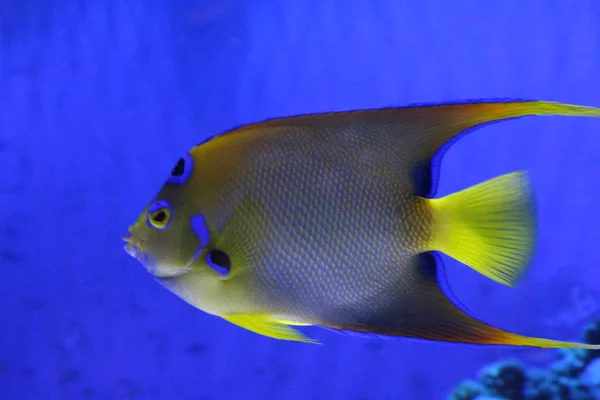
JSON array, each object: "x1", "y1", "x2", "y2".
[{"x1": 122, "y1": 229, "x2": 138, "y2": 258}]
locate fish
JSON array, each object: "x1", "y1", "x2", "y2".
[{"x1": 124, "y1": 99, "x2": 600, "y2": 348}]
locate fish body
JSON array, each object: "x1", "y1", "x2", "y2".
[{"x1": 124, "y1": 99, "x2": 600, "y2": 348}]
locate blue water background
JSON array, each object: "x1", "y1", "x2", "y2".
[{"x1": 2, "y1": 1, "x2": 600, "y2": 399}]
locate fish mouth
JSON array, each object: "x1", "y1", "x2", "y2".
[
  {"x1": 123, "y1": 230, "x2": 143, "y2": 260},
  {"x1": 122, "y1": 230, "x2": 196, "y2": 278},
  {"x1": 122, "y1": 230, "x2": 152, "y2": 269}
]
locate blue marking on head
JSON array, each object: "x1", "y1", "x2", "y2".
[
  {"x1": 190, "y1": 214, "x2": 210, "y2": 247},
  {"x1": 166, "y1": 153, "x2": 194, "y2": 186},
  {"x1": 189, "y1": 214, "x2": 230, "y2": 276},
  {"x1": 146, "y1": 200, "x2": 174, "y2": 230}
]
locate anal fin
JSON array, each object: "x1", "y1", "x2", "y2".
[{"x1": 323, "y1": 253, "x2": 600, "y2": 349}]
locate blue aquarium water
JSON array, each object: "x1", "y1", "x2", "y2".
[{"x1": 2, "y1": 1, "x2": 600, "y2": 399}]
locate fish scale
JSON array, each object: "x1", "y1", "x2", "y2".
[{"x1": 226, "y1": 134, "x2": 423, "y2": 323}]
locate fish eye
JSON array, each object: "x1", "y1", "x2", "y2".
[
  {"x1": 206, "y1": 249, "x2": 231, "y2": 276},
  {"x1": 153, "y1": 210, "x2": 167, "y2": 222},
  {"x1": 146, "y1": 200, "x2": 173, "y2": 230},
  {"x1": 148, "y1": 209, "x2": 170, "y2": 229},
  {"x1": 166, "y1": 153, "x2": 194, "y2": 186}
]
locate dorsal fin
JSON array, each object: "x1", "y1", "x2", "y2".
[{"x1": 205, "y1": 100, "x2": 600, "y2": 197}]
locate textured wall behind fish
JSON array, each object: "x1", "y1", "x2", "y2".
[{"x1": 2, "y1": 0, "x2": 600, "y2": 399}]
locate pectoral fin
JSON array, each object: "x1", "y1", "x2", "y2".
[{"x1": 222, "y1": 314, "x2": 319, "y2": 344}]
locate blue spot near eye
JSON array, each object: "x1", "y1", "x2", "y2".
[
  {"x1": 148, "y1": 200, "x2": 171, "y2": 214},
  {"x1": 166, "y1": 153, "x2": 194, "y2": 186},
  {"x1": 206, "y1": 249, "x2": 231, "y2": 276},
  {"x1": 189, "y1": 214, "x2": 210, "y2": 247}
]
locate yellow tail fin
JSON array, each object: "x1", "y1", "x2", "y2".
[{"x1": 426, "y1": 171, "x2": 535, "y2": 287}]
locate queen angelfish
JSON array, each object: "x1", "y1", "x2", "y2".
[{"x1": 124, "y1": 99, "x2": 600, "y2": 349}]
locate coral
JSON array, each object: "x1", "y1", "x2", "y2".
[{"x1": 448, "y1": 321, "x2": 600, "y2": 400}]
